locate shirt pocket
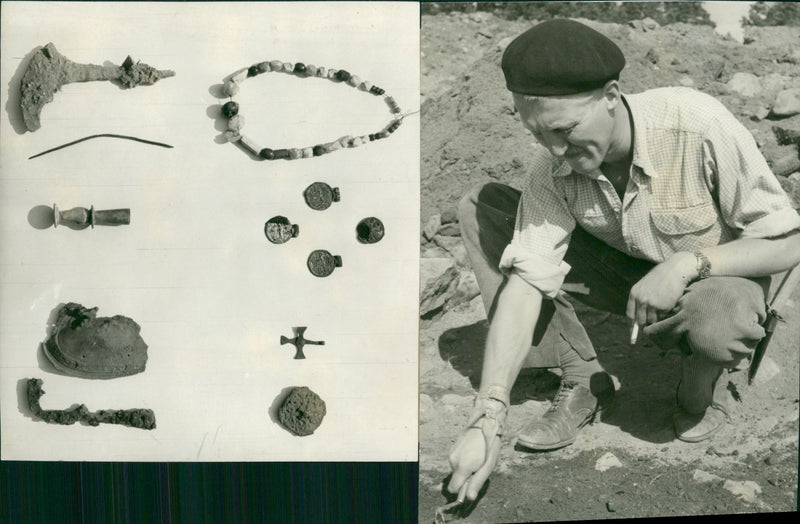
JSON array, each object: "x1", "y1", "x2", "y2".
[{"x1": 650, "y1": 202, "x2": 722, "y2": 256}]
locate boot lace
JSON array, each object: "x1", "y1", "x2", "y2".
[{"x1": 546, "y1": 381, "x2": 579, "y2": 414}]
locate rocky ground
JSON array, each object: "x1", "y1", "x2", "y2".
[{"x1": 419, "y1": 12, "x2": 800, "y2": 523}]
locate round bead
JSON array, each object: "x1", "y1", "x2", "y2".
[
  {"x1": 222, "y1": 79, "x2": 239, "y2": 97},
  {"x1": 294, "y1": 63, "x2": 307, "y2": 75},
  {"x1": 338, "y1": 136, "x2": 352, "y2": 147},
  {"x1": 282, "y1": 62, "x2": 294, "y2": 72},
  {"x1": 347, "y1": 75, "x2": 361, "y2": 87},
  {"x1": 248, "y1": 65, "x2": 259, "y2": 77},
  {"x1": 302, "y1": 147, "x2": 313, "y2": 158},
  {"x1": 227, "y1": 114, "x2": 245, "y2": 133},
  {"x1": 269, "y1": 60, "x2": 283, "y2": 71},
  {"x1": 257, "y1": 61, "x2": 271, "y2": 73},
  {"x1": 327, "y1": 69, "x2": 337, "y2": 79},
  {"x1": 316, "y1": 66, "x2": 327, "y2": 77},
  {"x1": 305, "y1": 64, "x2": 317, "y2": 76},
  {"x1": 259, "y1": 148, "x2": 275, "y2": 160},
  {"x1": 313, "y1": 145, "x2": 326, "y2": 156},
  {"x1": 222, "y1": 101, "x2": 239, "y2": 118},
  {"x1": 335, "y1": 69, "x2": 351, "y2": 82},
  {"x1": 289, "y1": 148, "x2": 301, "y2": 160}
]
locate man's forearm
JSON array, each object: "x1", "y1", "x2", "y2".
[
  {"x1": 668, "y1": 230, "x2": 800, "y2": 280},
  {"x1": 479, "y1": 272, "x2": 543, "y2": 394}
]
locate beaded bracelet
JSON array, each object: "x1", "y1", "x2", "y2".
[{"x1": 221, "y1": 60, "x2": 403, "y2": 160}]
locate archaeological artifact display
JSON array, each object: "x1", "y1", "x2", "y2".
[
  {"x1": 42, "y1": 302, "x2": 148, "y2": 379},
  {"x1": 303, "y1": 182, "x2": 340, "y2": 211},
  {"x1": 280, "y1": 327, "x2": 325, "y2": 360},
  {"x1": 276, "y1": 386, "x2": 326, "y2": 436},
  {"x1": 19, "y1": 43, "x2": 175, "y2": 132},
  {"x1": 52, "y1": 204, "x2": 130, "y2": 229},
  {"x1": 306, "y1": 249, "x2": 342, "y2": 277},
  {"x1": 26, "y1": 378, "x2": 156, "y2": 430},
  {"x1": 264, "y1": 216, "x2": 300, "y2": 244},
  {"x1": 220, "y1": 59, "x2": 403, "y2": 160}
]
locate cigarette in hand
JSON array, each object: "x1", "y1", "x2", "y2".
[{"x1": 629, "y1": 323, "x2": 639, "y2": 345}]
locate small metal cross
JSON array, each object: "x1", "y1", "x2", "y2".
[{"x1": 280, "y1": 327, "x2": 324, "y2": 359}]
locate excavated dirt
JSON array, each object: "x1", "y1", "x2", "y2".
[{"x1": 419, "y1": 12, "x2": 799, "y2": 523}]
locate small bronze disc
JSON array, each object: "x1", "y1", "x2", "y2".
[
  {"x1": 304, "y1": 182, "x2": 339, "y2": 211},
  {"x1": 356, "y1": 217, "x2": 385, "y2": 244},
  {"x1": 265, "y1": 216, "x2": 299, "y2": 244},
  {"x1": 307, "y1": 249, "x2": 342, "y2": 277},
  {"x1": 277, "y1": 386, "x2": 326, "y2": 436}
]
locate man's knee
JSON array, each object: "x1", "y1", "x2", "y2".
[{"x1": 681, "y1": 277, "x2": 766, "y2": 364}]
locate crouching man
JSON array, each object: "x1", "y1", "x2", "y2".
[{"x1": 447, "y1": 19, "x2": 800, "y2": 502}]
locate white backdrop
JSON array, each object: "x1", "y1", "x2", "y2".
[{"x1": 0, "y1": 2, "x2": 420, "y2": 461}]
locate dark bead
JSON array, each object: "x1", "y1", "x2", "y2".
[
  {"x1": 248, "y1": 65, "x2": 259, "y2": 77},
  {"x1": 368, "y1": 134, "x2": 376, "y2": 141},
  {"x1": 259, "y1": 148, "x2": 275, "y2": 160},
  {"x1": 294, "y1": 63, "x2": 307, "y2": 75},
  {"x1": 273, "y1": 149, "x2": 290, "y2": 160},
  {"x1": 221, "y1": 101, "x2": 239, "y2": 118},
  {"x1": 313, "y1": 145, "x2": 326, "y2": 157},
  {"x1": 370, "y1": 85, "x2": 385, "y2": 95},
  {"x1": 335, "y1": 69, "x2": 351, "y2": 82}
]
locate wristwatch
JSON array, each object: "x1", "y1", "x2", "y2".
[{"x1": 694, "y1": 251, "x2": 711, "y2": 280}]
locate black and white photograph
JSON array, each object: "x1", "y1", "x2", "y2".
[
  {"x1": 418, "y1": 2, "x2": 799, "y2": 522},
  {"x1": 0, "y1": 1, "x2": 420, "y2": 463}
]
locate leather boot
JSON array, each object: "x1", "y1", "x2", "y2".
[
  {"x1": 517, "y1": 373, "x2": 615, "y2": 451},
  {"x1": 673, "y1": 358, "x2": 731, "y2": 443}
]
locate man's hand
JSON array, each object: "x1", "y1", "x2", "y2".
[
  {"x1": 447, "y1": 426, "x2": 502, "y2": 502},
  {"x1": 626, "y1": 251, "x2": 697, "y2": 326}
]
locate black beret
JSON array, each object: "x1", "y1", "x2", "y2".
[{"x1": 501, "y1": 19, "x2": 625, "y2": 96}]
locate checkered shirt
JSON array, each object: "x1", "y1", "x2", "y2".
[{"x1": 499, "y1": 87, "x2": 800, "y2": 298}]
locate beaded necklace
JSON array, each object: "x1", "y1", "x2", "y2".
[{"x1": 221, "y1": 60, "x2": 404, "y2": 160}]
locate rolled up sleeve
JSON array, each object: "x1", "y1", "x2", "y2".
[{"x1": 498, "y1": 157, "x2": 575, "y2": 298}]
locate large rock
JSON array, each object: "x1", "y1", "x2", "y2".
[
  {"x1": 433, "y1": 235, "x2": 470, "y2": 267},
  {"x1": 771, "y1": 88, "x2": 800, "y2": 118},
  {"x1": 727, "y1": 73, "x2": 762, "y2": 98},
  {"x1": 420, "y1": 265, "x2": 460, "y2": 316},
  {"x1": 420, "y1": 257, "x2": 455, "y2": 291}
]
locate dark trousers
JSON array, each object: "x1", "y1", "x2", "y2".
[{"x1": 458, "y1": 182, "x2": 769, "y2": 374}]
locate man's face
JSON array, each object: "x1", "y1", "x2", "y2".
[{"x1": 513, "y1": 88, "x2": 618, "y2": 174}]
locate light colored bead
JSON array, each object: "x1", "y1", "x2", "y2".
[
  {"x1": 327, "y1": 69, "x2": 337, "y2": 79},
  {"x1": 360, "y1": 135, "x2": 370, "y2": 143},
  {"x1": 269, "y1": 60, "x2": 283, "y2": 70},
  {"x1": 316, "y1": 66, "x2": 327, "y2": 77},
  {"x1": 347, "y1": 75, "x2": 361, "y2": 87},
  {"x1": 289, "y1": 148, "x2": 302, "y2": 160},
  {"x1": 325, "y1": 141, "x2": 341, "y2": 152},
  {"x1": 302, "y1": 147, "x2": 313, "y2": 158},
  {"x1": 231, "y1": 68, "x2": 249, "y2": 83},
  {"x1": 282, "y1": 62, "x2": 294, "y2": 72},
  {"x1": 360, "y1": 81, "x2": 372, "y2": 91},
  {"x1": 225, "y1": 130, "x2": 242, "y2": 142},
  {"x1": 257, "y1": 61, "x2": 271, "y2": 73},
  {"x1": 349, "y1": 137, "x2": 361, "y2": 147},
  {"x1": 305, "y1": 64, "x2": 317, "y2": 76},
  {"x1": 227, "y1": 114, "x2": 245, "y2": 133},
  {"x1": 239, "y1": 135, "x2": 260, "y2": 156},
  {"x1": 338, "y1": 135, "x2": 352, "y2": 147},
  {"x1": 222, "y1": 79, "x2": 239, "y2": 97}
]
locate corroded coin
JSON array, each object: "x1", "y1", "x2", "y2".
[
  {"x1": 277, "y1": 386, "x2": 326, "y2": 436},
  {"x1": 307, "y1": 249, "x2": 342, "y2": 277},
  {"x1": 304, "y1": 182, "x2": 340, "y2": 211},
  {"x1": 265, "y1": 216, "x2": 299, "y2": 244},
  {"x1": 356, "y1": 217, "x2": 385, "y2": 244}
]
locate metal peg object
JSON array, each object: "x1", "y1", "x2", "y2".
[
  {"x1": 53, "y1": 204, "x2": 130, "y2": 228},
  {"x1": 280, "y1": 327, "x2": 325, "y2": 359}
]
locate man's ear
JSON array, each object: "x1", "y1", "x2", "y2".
[{"x1": 602, "y1": 80, "x2": 621, "y2": 110}]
